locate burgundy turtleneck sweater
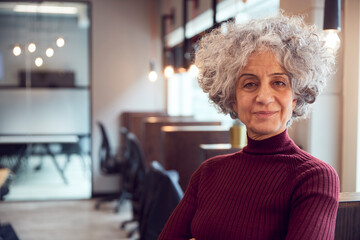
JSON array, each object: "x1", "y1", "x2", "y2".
[{"x1": 159, "y1": 130, "x2": 340, "y2": 240}]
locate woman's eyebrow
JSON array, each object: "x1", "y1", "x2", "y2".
[
  {"x1": 270, "y1": 73, "x2": 288, "y2": 77},
  {"x1": 239, "y1": 73, "x2": 257, "y2": 79},
  {"x1": 239, "y1": 73, "x2": 288, "y2": 79}
]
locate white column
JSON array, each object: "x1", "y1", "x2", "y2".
[{"x1": 342, "y1": 0, "x2": 360, "y2": 192}]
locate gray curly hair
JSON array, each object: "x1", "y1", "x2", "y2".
[{"x1": 195, "y1": 13, "x2": 336, "y2": 122}]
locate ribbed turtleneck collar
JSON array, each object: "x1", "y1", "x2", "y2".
[{"x1": 243, "y1": 130, "x2": 299, "y2": 155}]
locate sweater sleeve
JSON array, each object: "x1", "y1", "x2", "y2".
[
  {"x1": 158, "y1": 166, "x2": 201, "y2": 240},
  {"x1": 285, "y1": 161, "x2": 340, "y2": 240}
]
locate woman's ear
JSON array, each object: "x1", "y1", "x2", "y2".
[
  {"x1": 232, "y1": 102, "x2": 238, "y2": 113},
  {"x1": 292, "y1": 98, "x2": 297, "y2": 110}
]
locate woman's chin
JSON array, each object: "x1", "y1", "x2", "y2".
[{"x1": 248, "y1": 127, "x2": 284, "y2": 140}]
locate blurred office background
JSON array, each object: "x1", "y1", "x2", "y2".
[{"x1": 1, "y1": 0, "x2": 359, "y2": 239}]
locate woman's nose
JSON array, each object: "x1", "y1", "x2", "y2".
[{"x1": 256, "y1": 84, "x2": 274, "y2": 105}]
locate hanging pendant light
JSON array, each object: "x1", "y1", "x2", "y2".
[
  {"x1": 324, "y1": 0, "x2": 340, "y2": 31},
  {"x1": 56, "y1": 37, "x2": 65, "y2": 47},
  {"x1": 35, "y1": 57, "x2": 43, "y2": 67},
  {"x1": 164, "y1": 65, "x2": 174, "y2": 78},
  {"x1": 28, "y1": 42, "x2": 36, "y2": 53},
  {"x1": 188, "y1": 64, "x2": 199, "y2": 77},
  {"x1": 46, "y1": 47, "x2": 54, "y2": 57},
  {"x1": 323, "y1": 0, "x2": 341, "y2": 51},
  {"x1": 148, "y1": 60, "x2": 158, "y2": 82},
  {"x1": 13, "y1": 44, "x2": 22, "y2": 56}
]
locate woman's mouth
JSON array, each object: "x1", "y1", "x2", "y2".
[{"x1": 253, "y1": 111, "x2": 277, "y2": 119}]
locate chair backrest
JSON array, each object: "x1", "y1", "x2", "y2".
[
  {"x1": 98, "y1": 122, "x2": 110, "y2": 152},
  {"x1": 120, "y1": 131, "x2": 147, "y2": 221},
  {"x1": 122, "y1": 131, "x2": 147, "y2": 197},
  {"x1": 335, "y1": 192, "x2": 360, "y2": 240},
  {"x1": 97, "y1": 122, "x2": 118, "y2": 174},
  {"x1": 0, "y1": 144, "x2": 27, "y2": 173},
  {"x1": 139, "y1": 161, "x2": 184, "y2": 240}
]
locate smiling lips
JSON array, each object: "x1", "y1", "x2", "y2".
[{"x1": 253, "y1": 111, "x2": 278, "y2": 118}]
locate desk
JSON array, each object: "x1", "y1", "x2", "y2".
[
  {"x1": 0, "y1": 135, "x2": 78, "y2": 144},
  {"x1": 0, "y1": 135, "x2": 80, "y2": 184}
]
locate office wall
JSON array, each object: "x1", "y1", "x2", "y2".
[{"x1": 90, "y1": 0, "x2": 165, "y2": 193}]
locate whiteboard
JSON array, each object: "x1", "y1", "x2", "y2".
[{"x1": 0, "y1": 89, "x2": 90, "y2": 135}]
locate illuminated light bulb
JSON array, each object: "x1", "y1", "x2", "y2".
[
  {"x1": 13, "y1": 45, "x2": 21, "y2": 56},
  {"x1": 148, "y1": 70, "x2": 158, "y2": 82},
  {"x1": 178, "y1": 67, "x2": 187, "y2": 73},
  {"x1": 164, "y1": 66, "x2": 174, "y2": 78},
  {"x1": 28, "y1": 42, "x2": 36, "y2": 53},
  {"x1": 35, "y1": 57, "x2": 43, "y2": 67},
  {"x1": 46, "y1": 48, "x2": 54, "y2": 57},
  {"x1": 56, "y1": 37, "x2": 65, "y2": 47},
  {"x1": 188, "y1": 64, "x2": 199, "y2": 77},
  {"x1": 323, "y1": 30, "x2": 340, "y2": 51}
]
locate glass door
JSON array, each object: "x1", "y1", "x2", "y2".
[{"x1": 0, "y1": 1, "x2": 91, "y2": 200}]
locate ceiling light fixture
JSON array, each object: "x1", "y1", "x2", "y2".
[{"x1": 14, "y1": 5, "x2": 78, "y2": 15}]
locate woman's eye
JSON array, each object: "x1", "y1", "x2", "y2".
[
  {"x1": 273, "y1": 81, "x2": 286, "y2": 87},
  {"x1": 243, "y1": 82, "x2": 256, "y2": 89}
]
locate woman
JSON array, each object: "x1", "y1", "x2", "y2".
[{"x1": 159, "y1": 13, "x2": 339, "y2": 240}]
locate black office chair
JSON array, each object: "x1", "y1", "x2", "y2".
[
  {"x1": 0, "y1": 144, "x2": 27, "y2": 174},
  {"x1": 95, "y1": 122, "x2": 130, "y2": 212},
  {"x1": 0, "y1": 223, "x2": 20, "y2": 240},
  {"x1": 120, "y1": 131, "x2": 147, "y2": 237},
  {"x1": 0, "y1": 144, "x2": 27, "y2": 200},
  {"x1": 139, "y1": 161, "x2": 183, "y2": 240},
  {"x1": 59, "y1": 136, "x2": 90, "y2": 175}
]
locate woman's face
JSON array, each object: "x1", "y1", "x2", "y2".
[{"x1": 233, "y1": 50, "x2": 297, "y2": 140}]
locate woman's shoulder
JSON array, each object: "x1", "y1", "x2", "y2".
[
  {"x1": 199, "y1": 151, "x2": 242, "y2": 172},
  {"x1": 187, "y1": 151, "x2": 242, "y2": 189},
  {"x1": 292, "y1": 149, "x2": 339, "y2": 182}
]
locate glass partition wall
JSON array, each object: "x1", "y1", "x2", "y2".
[{"x1": 0, "y1": 2, "x2": 91, "y2": 200}]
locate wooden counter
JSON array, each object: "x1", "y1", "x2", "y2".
[
  {"x1": 143, "y1": 117, "x2": 221, "y2": 166},
  {"x1": 161, "y1": 125, "x2": 230, "y2": 190},
  {"x1": 200, "y1": 143, "x2": 241, "y2": 160}
]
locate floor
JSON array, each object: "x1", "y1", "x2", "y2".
[
  {"x1": 4, "y1": 154, "x2": 91, "y2": 201},
  {"x1": 0, "y1": 199, "x2": 138, "y2": 240},
  {"x1": 0, "y1": 152, "x2": 138, "y2": 239}
]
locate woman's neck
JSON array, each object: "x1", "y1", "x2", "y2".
[{"x1": 243, "y1": 130, "x2": 299, "y2": 155}]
